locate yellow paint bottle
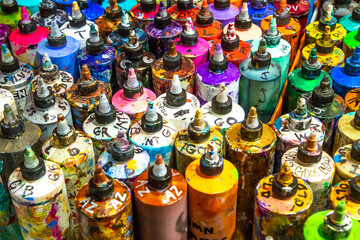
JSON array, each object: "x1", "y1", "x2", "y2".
[
  {"x1": 186, "y1": 142, "x2": 238, "y2": 240},
  {"x1": 175, "y1": 108, "x2": 223, "y2": 175},
  {"x1": 224, "y1": 106, "x2": 277, "y2": 240},
  {"x1": 344, "y1": 88, "x2": 360, "y2": 113}
]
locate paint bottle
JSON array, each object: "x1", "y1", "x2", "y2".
[
  {"x1": 23, "y1": 78, "x2": 73, "y2": 143},
  {"x1": 0, "y1": 44, "x2": 34, "y2": 113},
  {"x1": 98, "y1": 131, "x2": 150, "y2": 190},
  {"x1": 333, "y1": 140, "x2": 360, "y2": 184},
  {"x1": 0, "y1": 89, "x2": 17, "y2": 119},
  {"x1": 197, "y1": 43, "x2": 239, "y2": 105},
  {"x1": 31, "y1": 0, "x2": 68, "y2": 29},
  {"x1": 112, "y1": 68, "x2": 156, "y2": 123},
  {"x1": 302, "y1": 26, "x2": 345, "y2": 73},
  {"x1": 252, "y1": 17, "x2": 291, "y2": 91},
  {"x1": 322, "y1": 0, "x2": 359, "y2": 21},
  {"x1": 38, "y1": 20, "x2": 80, "y2": 81},
  {"x1": 224, "y1": 107, "x2": 277, "y2": 239},
  {"x1": 75, "y1": 164, "x2": 133, "y2": 239},
  {"x1": 201, "y1": 83, "x2": 245, "y2": 136},
  {"x1": 51, "y1": 0, "x2": 90, "y2": 11},
  {"x1": 115, "y1": 30, "x2": 155, "y2": 90},
  {"x1": 144, "y1": 1, "x2": 182, "y2": 59},
  {"x1": 17, "y1": 0, "x2": 41, "y2": 15},
  {"x1": 282, "y1": 132, "x2": 334, "y2": 213},
  {"x1": 83, "y1": 93, "x2": 131, "y2": 158},
  {"x1": 134, "y1": 154, "x2": 188, "y2": 240},
  {"x1": 108, "y1": 11, "x2": 148, "y2": 53},
  {"x1": 154, "y1": 74, "x2": 200, "y2": 132},
  {"x1": 339, "y1": 7, "x2": 360, "y2": 33},
  {"x1": 343, "y1": 28, "x2": 360, "y2": 58},
  {"x1": 0, "y1": 24, "x2": 10, "y2": 56},
  {"x1": 60, "y1": 2, "x2": 97, "y2": 49},
  {"x1": 102, "y1": 0, "x2": 137, "y2": 12},
  {"x1": 274, "y1": 0, "x2": 310, "y2": 32},
  {"x1": 239, "y1": 39, "x2": 281, "y2": 123},
  {"x1": 286, "y1": 49, "x2": 332, "y2": 112},
  {"x1": 41, "y1": 113, "x2": 95, "y2": 238},
  {"x1": 77, "y1": 25, "x2": 116, "y2": 86},
  {"x1": 65, "y1": 64, "x2": 111, "y2": 130},
  {"x1": 0, "y1": 104, "x2": 41, "y2": 191},
  {"x1": 152, "y1": 40, "x2": 195, "y2": 96},
  {"x1": 9, "y1": 7, "x2": 49, "y2": 68},
  {"x1": 175, "y1": 17, "x2": 209, "y2": 70},
  {"x1": 305, "y1": 4, "x2": 346, "y2": 48},
  {"x1": 129, "y1": 101, "x2": 177, "y2": 166},
  {"x1": 0, "y1": 0, "x2": 23, "y2": 31},
  {"x1": 175, "y1": 108, "x2": 223, "y2": 175},
  {"x1": 260, "y1": 0, "x2": 301, "y2": 63},
  {"x1": 246, "y1": 0, "x2": 276, "y2": 26},
  {"x1": 31, "y1": 53, "x2": 74, "y2": 97},
  {"x1": 186, "y1": 142, "x2": 238, "y2": 240},
  {"x1": 8, "y1": 146, "x2": 71, "y2": 239},
  {"x1": 193, "y1": 0, "x2": 223, "y2": 44},
  {"x1": 167, "y1": 0, "x2": 200, "y2": 27},
  {"x1": 209, "y1": 22, "x2": 251, "y2": 68},
  {"x1": 96, "y1": 0, "x2": 123, "y2": 43},
  {"x1": 274, "y1": 98, "x2": 325, "y2": 173},
  {"x1": 301, "y1": 75, "x2": 346, "y2": 154},
  {"x1": 304, "y1": 200, "x2": 360, "y2": 240},
  {"x1": 130, "y1": 0, "x2": 159, "y2": 29},
  {"x1": 208, "y1": 0, "x2": 239, "y2": 27},
  {"x1": 223, "y1": 3, "x2": 262, "y2": 45},
  {"x1": 344, "y1": 88, "x2": 360, "y2": 112},
  {"x1": 67, "y1": 0, "x2": 104, "y2": 22},
  {"x1": 253, "y1": 163, "x2": 313, "y2": 239}
]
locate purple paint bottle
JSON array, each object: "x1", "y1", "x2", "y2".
[
  {"x1": 144, "y1": 1, "x2": 183, "y2": 59},
  {"x1": 0, "y1": 24, "x2": 10, "y2": 57},
  {"x1": 175, "y1": 17, "x2": 209, "y2": 70},
  {"x1": 208, "y1": 0, "x2": 240, "y2": 27},
  {"x1": 196, "y1": 43, "x2": 240, "y2": 105}
]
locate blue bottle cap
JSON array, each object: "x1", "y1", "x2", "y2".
[{"x1": 344, "y1": 45, "x2": 360, "y2": 76}]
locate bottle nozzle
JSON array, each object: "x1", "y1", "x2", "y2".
[
  {"x1": 80, "y1": 64, "x2": 92, "y2": 82},
  {"x1": 1, "y1": 44, "x2": 13, "y2": 63},
  {"x1": 278, "y1": 0, "x2": 288, "y2": 16},
  {"x1": 50, "y1": 19, "x2": 62, "y2": 38},
  {"x1": 153, "y1": 154, "x2": 167, "y2": 177},
  {"x1": 24, "y1": 146, "x2": 39, "y2": 169},
  {"x1": 202, "y1": 0, "x2": 208, "y2": 9},
  {"x1": 93, "y1": 164, "x2": 111, "y2": 187},
  {"x1": 170, "y1": 74, "x2": 182, "y2": 95},
  {"x1": 306, "y1": 131, "x2": 318, "y2": 152},
  {"x1": 295, "y1": 97, "x2": 307, "y2": 116},
  {"x1": 2, "y1": 104, "x2": 15, "y2": 125},
  {"x1": 98, "y1": 93, "x2": 111, "y2": 114},
  {"x1": 42, "y1": 53, "x2": 54, "y2": 71},
  {"x1": 268, "y1": 17, "x2": 278, "y2": 36},
  {"x1": 116, "y1": 131, "x2": 129, "y2": 150},
  {"x1": 330, "y1": 201, "x2": 347, "y2": 226},
  {"x1": 257, "y1": 38, "x2": 267, "y2": 54},
  {"x1": 127, "y1": 68, "x2": 139, "y2": 88},
  {"x1": 56, "y1": 113, "x2": 71, "y2": 135},
  {"x1": 72, "y1": 1, "x2": 82, "y2": 19},
  {"x1": 216, "y1": 83, "x2": 228, "y2": 103},
  {"x1": 307, "y1": 49, "x2": 318, "y2": 65},
  {"x1": 21, "y1": 7, "x2": 31, "y2": 23},
  {"x1": 89, "y1": 24, "x2": 100, "y2": 43},
  {"x1": 158, "y1": 1, "x2": 167, "y2": 18},
  {"x1": 324, "y1": 4, "x2": 333, "y2": 22},
  {"x1": 145, "y1": 101, "x2": 158, "y2": 122},
  {"x1": 246, "y1": 106, "x2": 259, "y2": 128},
  {"x1": 37, "y1": 78, "x2": 50, "y2": 98},
  {"x1": 166, "y1": 40, "x2": 178, "y2": 57},
  {"x1": 109, "y1": 0, "x2": 118, "y2": 10},
  {"x1": 214, "y1": 43, "x2": 224, "y2": 62},
  {"x1": 225, "y1": 22, "x2": 236, "y2": 40},
  {"x1": 239, "y1": 3, "x2": 249, "y2": 20},
  {"x1": 184, "y1": 17, "x2": 195, "y2": 35},
  {"x1": 194, "y1": 109, "x2": 206, "y2": 129},
  {"x1": 207, "y1": 142, "x2": 218, "y2": 165},
  {"x1": 277, "y1": 162, "x2": 293, "y2": 186},
  {"x1": 127, "y1": 29, "x2": 139, "y2": 47},
  {"x1": 121, "y1": 11, "x2": 131, "y2": 27}
]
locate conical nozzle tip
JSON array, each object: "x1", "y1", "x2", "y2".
[
  {"x1": 42, "y1": 53, "x2": 54, "y2": 71},
  {"x1": 145, "y1": 101, "x2": 158, "y2": 122},
  {"x1": 72, "y1": 1, "x2": 82, "y2": 19},
  {"x1": 127, "y1": 68, "x2": 139, "y2": 88},
  {"x1": 330, "y1": 201, "x2": 347, "y2": 225},
  {"x1": 2, "y1": 103, "x2": 15, "y2": 125},
  {"x1": 257, "y1": 38, "x2": 267, "y2": 54},
  {"x1": 93, "y1": 164, "x2": 110, "y2": 187},
  {"x1": 1, "y1": 44, "x2": 13, "y2": 63},
  {"x1": 56, "y1": 113, "x2": 71, "y2": 135},
  {"x1": 184, "y1": 17, "x2": 195, "y2": 35},
  {"x1": 166, "y1": 40, "x2": 178, "y2": 57},
  {"x1": 153, "y1": 154, "x2": 167, "y2": 177},
  {"x1": 21, "y1": 7, "x2": 30, "y2": 23},
  {"x1": 194, "y1": 108, "x2": 205, "y2": 128},
  {"x1": 207, "y1": 141, "x2": 218, "y2": 164},
  {"x1": 202, "y1": 0, "x2": 208, "y2": 8},
  {"x1": 121, "y1": 11, "x2": 131, "y2": 27},
  {"x1": 89, "y1": 24, "x2": 100, "y2": 43},
  {"x1": 37, "y1": 78, "x2": 50, "y2": 98},
  {"x1": 306, "y1": 131, "x2": 318, "y2": 152},
  {"x1": 98, "y1": 93, "x2": 111, "y2": 114},
  {"x1": 278, "y1": 162, "x2": 293, "y2": 185},
  {"x1": 116, "y1": 131, "x2": 129, "y2": 150},
  {"x1": 320, "y1": 75, "x2": 331, "y2": 91},
  {"x1": 295, "y1": 97, "x2": 307, "y2": 115},
  {"x1": 214, "y1": 43, "x2": 224, "y2": 62},
  {"x1": 170, "y1": 74, "x2": 182, "y2": 95},
  {"x1": 216, "y1": 83, "x2": 228, "y2": 103},
  {"x1": 246, "y1": 106, "x2": 259, "y2": 128},
  {"x1": 109, "y1": 0, "x2": 118, "y2": 9},
  {"x1": 226, "y1": 22, "x2": 236, "y2": 40},
  {"x1": 268, "y1": 17, "x2": 278, "y2": 35},
  {"x1": 24, "y1": 146, "x2": 39, "y2": 169},
  {"x1": 50, "y1": 20, "x2": 62, "y2": 38},
  {"x1": 158, "y1": 1, "x2": 167, "y2": 17},
  {"x1": 81, "y1": 64, "x2": 92, "y2": 81}
]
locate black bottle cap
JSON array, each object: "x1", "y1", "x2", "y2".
[
  {"x1": 89, "y1": 164, "x2": 115, "y2": 201},
  {"x1": 33, "y1": 78, "x2": 56, "y2": 109},
  {"x1": 18, "y1": 7, "x2": 37, "y2": 34},
  {"x1": 53, "y1": 114, "x2": 77, "y2": 147},
  {"x1": 76, "y1": 0, "x2": 89, "y2": 10},
  {"x1": 264, "y1": 17, "x2": 281, "y2": 47},
  {"x1": 209, "y1": 43, "x2": 228, "y2": 73},
  {"x1": 177, "y1": 0, "x2": 193, "y2": 11},
  {"x1": 335, "y1": 0, "x2": 351, "y2": 5},
  {"x1": 123, "y1": 29, "x2": 144, "y2": 60},
  {"x1": 163, "y1": 40, "x2": 182, "y2": 71},
  {"x1": 166, "y1": 74, "x2": 187, "y2": 107},
  {"x1": 322, "y1": 201, "x2": 353, "y2": 239},
  {"x1": 148, "y1": 154, "x2": 172, "y2": 190},
  {"x1": 154, "y1": 1, "x2": 171, "y2": 30},
  {"x1": 211, "y1": 83, "x2": 232, "y2": 115},
  {"x1": 297, "y1": 132, "x2": 322, "y2": 165},
  {"x1": 354, "y1": 108, "x2": 360, "y2": 129},
  {"x1": 141, "y1": 102, "x2": 163, "y2": 133},
  {"x1": 350, "y1": 176, "x2": 360, "y2": 203},
  {"x1": 250, "y1": 0, "x2": 267, "y2": 9},
  {"x1": 315, "y1": 26, "x2": 334, "y2": 54},
  {"x1": 352, "y1": 7, "x2": 360, "y2": 21},
  {"x1": 47, "y1": 20, "x2": 67, "y2": 48},
  {"x1": 310, "y1": 75, "x2": 334, "y2": 107},
  {"x1": 221, "y1": 22, "x2": 239, "y2": 51},
  {"x1": 196, "y1": 0, "x2": 213, "y2": 26},
  {"x1": 77, "y1": 65, "x2": 99, "y2": 95},
  {"x1": 251, "y1": 38, "x2": 271, "y2": 68},
  {"x1": 350, "y1": 140, "x2": 360, "y2": 163},
  {"x1": 0, "y1": 0, "x2": 18, "y2": 14},
  {"x1": 288, "y1": 98, "x2": 312, "y2": 131},
  {"x1": 140, "y1": 0, "x2": 157, "y2": 12},
  {"x1": 301, "y1": 49, "x2": 322, "y2": 79},
  {"x1": 180, "y1": 17, "x2": 198, "y2": 46},
  {"x1": 235, "y1": 3, "x2": 252, "y2": 30},
  {"x1": 240, "y1": 107, "x2": 263, "y2": 141},
  {"x1": 39, "y1": 53, "x2": 60, "y2": 81},
  {"x1": 39, "y1": 0, "x2": 56, "y2": 17},
  {"x1": 188, "y1": 109, "x2": 211, "y2": 142},
  {"x1": 0, "y1": 104, "x2": 25, "y2": 139},
  {"x1": 117, "y1": 12, "x2": 136, "y2": 37},
  {"x1": 318, "y1": 4, "x2": 336, "y2": 32},
  {"x1": 20, "y1": 147, "x2": 46, "y2": 181},
  {"x1": 123, "y1": 68, "x2": 144, "y2": 99},
  {"x1": 200, "y1": 142, "x2": 224, "y2": 176},
  {"x1": 0, "y1": 44, "x2": 20, "y2": 74},
  {"x1": 214, "y1": 0, "x2": 230, "y2": 10},
  {"x1": 274, "y1": 0, "x2": 291, "y2": 26},
  {"x1": 86, "y1": 25, "x2": 105, "y2": 55},
  {"x1": 272, "y1": 163, "x2": 298, "y2": 199},
  {"x1": 287, "y1": 0, "x2": 300, "y2": 3},
  {"x1": 111, "y1": 131, "x2": 135, "y2": 162},
  {"x1": 94, "y1": 93, "x2": 116, "y2": 124},
  {"x1": 69, "y1": 2, "x2": 87, "y2": 28},
  {"x1": 105, "y1": 0, "x2": 123, "y2": 20}
]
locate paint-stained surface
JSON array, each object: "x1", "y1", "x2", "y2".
[
  {"x1": 75, "y1": 179, "x2": 133, "y2": 239},
  {"x1": 168, "y1": 5, "x2": 199, "y2": 26},
  {"x1": 245, "y1": 2, "x2": 276, "y2": 26},
  {"x1": 134, "y1": 169, "x2": 188, "y2": 240},
  {"x1": 208, "y1": 3, "x2": 239, "y2": 27},
  {"x1": 186, "y1": 159, "x2": 238, "y2": 240},
  {"x1": 108, "y1": 28, "x2": 148, "y2": 53},
  {"x1": 8, "y1": 161, "x2": 71, "y2": 239},
  {"x1": 345, "y1": 88, "x2": 360, "y2": 112},
  {"x1": 333, "y1": 112, "x2": 360, "y2": 155},
  {"x1": 332, "y1": 144, "x2": 360, "y2": 183},
  {"x1": 209, "y1": 39, "x2": 251, "y2": 67},
  {"x1": 0, "y1": 89, "x2": 17, "y2": 119},
  {"x1": 31, "y1": 71, "x2": 74, "y2": 97},
  {"x1": 224, "y1": 23, "x2": 262, "y2": 45},
  {"x1": 274, "y1": 0, "x2": 309, "y2": 31},
  {"x1": 305, "y1": 22, "x2": 346, "y2": 47},
  {"x1": 0, "y1": 7, "x2": 23, "y2": 31},
  {"x1": 253, "y1": 175, "x2": 313, "y2": 239},
  {"x1": 60, "y1": 22, "x2": 96, "y2": 49},
  {"x1": 175, "y1": 38, "x2": 209, "y2": 70},
  {"x1": 32, "y1": 9, "x2": 68, "y2": 29},
  {"x1": 0, "y1": 24, "x2": 10, "y2": 55},
  {"x1": 194, "y1": 20, "x2": 223, "y2": 43},
  {"x1": 339, "y1": 15, "x2": 360, "y2": 33},
  {"x1": 96, "y1": 16, "x2": 122, "y2": 43},
  {"x1": 130, "y1": 3, "x2": 159, "y2": 29}
]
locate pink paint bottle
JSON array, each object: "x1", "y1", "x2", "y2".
[
  {"x1": 9, "y1": 7, "x2": 48, "y2": 68},
  {"x1": 175, "y1": 17, "x2": 209, "y2": 70},
  {"x1": 112, "y1": 68, "x2": 156, "y2": 124}
]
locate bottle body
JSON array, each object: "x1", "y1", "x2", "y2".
[
  {"x1": 194, "y1": 21, "x2": 223, "y2": 44},
  {"x1": 31, "y1": 9, "x2": 68, "y2": 29},
  {"x1": 344, "y1": 88, "x2": 360, "y2": 112},
  {"x1": 332, "y1": 144, "x2": 360, "y2": 183},
  {"x1": 343, "y1": 30, "x2": 360, "y2": 58},
  {"x1": 167, "y1": 4, "x2": 200, "y2": 26},
  {"x1": 333, "y1": 112, "x2": 360, "y2": 156},
  {"x1": 223, "y1": 23, "x2": 263, "y2": 45},
  {"x1": 209, "y1": 39, "x2": 251, "y2": 67},
  {"x1": 31, "y1": 71, "x2": 74, "y2": 97},
  {"x1": 108, "y1": 28, "x2": 149, "y2": 53},
  {"x1": 130, "y1": 3, "x2": 159, "y2": 29},
  {"x1": 208, "y1": 3, "x2": 239, "y2": 27},
  {"x1": 305, "y1": 22, "x2": 347, "y2": 47},
  {"x1": 331, "y1": 67, "x2": 360, "y2": 98},
  {"x1": 246, "y1": 2, "x2": 276, "y2": 26},
  {"x1": 60, "y1": 21, "x2": 97, "y2": 49},
  {"x1": 175, "y1": 38, "x2": 209, "y2": 71},
  {"x1": 339, "y1": 15, "x2": 360, "y2": 33}
]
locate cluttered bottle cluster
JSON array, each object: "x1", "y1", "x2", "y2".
[{"x1": 1, "y1": 0, "x2": 360, "y2": 239}]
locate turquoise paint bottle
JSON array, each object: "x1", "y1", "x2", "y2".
[
  {"x1": 17, "y1": 0, "x2": 41, "y2": 14},
  {"x1": 102, "y1": 0, "x2": 137, "y2": 12},
  {"x1": 339, "y1": 7, "x2": 360, "y2": 33}
]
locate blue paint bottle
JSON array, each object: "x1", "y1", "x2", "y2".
[
  {"x1": 37, "y1": 20, "x2": 80, "y2": 81},
  {"x1": 246, "y1": 0, "x2": 276, "y2": 26},
  {"x1": 331, "y1": 45, "x2": 360, "y2": 98},
  {"x1": 52, "y1": 0, "x2": 91, "y2": 11},
  {"x1": 67, "y1": 0, "x2": 103, "y2": 22},
  {"x1": 31, "y1": 0, "x2": 68, "y2": 29},
  {"x1": 102, "y1": 0, "x2": 137, "y2": 12},
  {"x1": 77, "y1": 24, "x2": 116, "y2": 85},
  {"x1": 339, "y1": 7, "x2": 360, "y2": 33}
]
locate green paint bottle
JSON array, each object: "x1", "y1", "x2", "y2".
[
  {"x1": 286, "y1": 49, "x2": 332, "y2": 112},
  {"x1": 303, "y1": 201, "x2": 360, "y2": 240},
  {"x1": 343, "y1": 27, "x2": 360, "y2": 58}
]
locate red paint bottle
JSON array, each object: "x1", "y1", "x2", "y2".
[{"x1": 168, "y1": 0, "x2": 200, "y2": 27}]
